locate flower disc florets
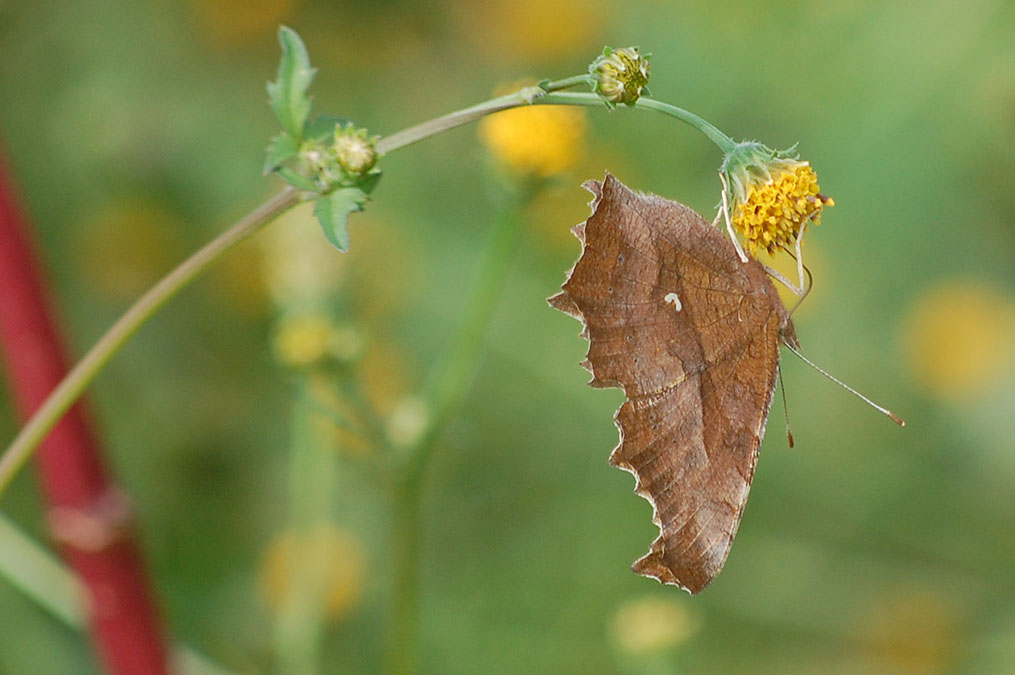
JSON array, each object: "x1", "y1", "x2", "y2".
[
  {"x1": 590, "y1": 46, "x2": 651, "y2": 108},
  {"x1": 722, "y1": 142, "x2": 834, "y2": 256}
]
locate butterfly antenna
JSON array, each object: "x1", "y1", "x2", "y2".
[
  {"x1": 778, "y1": 367, "x2": 794, "y2": 447},
  {"x1": 784, "y1": 343, "x2": 906, "y2": 426}
]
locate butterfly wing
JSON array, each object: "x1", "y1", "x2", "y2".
[{"x1": 549, "y1": 174, "x2": 792, "y2": 593}]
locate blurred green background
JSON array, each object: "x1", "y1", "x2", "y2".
[{"x1": 1, "y1": 0, "x2": 1014, "y2": 673}]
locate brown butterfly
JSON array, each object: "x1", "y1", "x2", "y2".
[{"x1": 548, "y1": 173, "x2": 798, "y2": 594}]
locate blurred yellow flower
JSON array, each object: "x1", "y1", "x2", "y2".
[
  {"x1": 261, "y1": 203, "x2": 346, "y2": 308},
  {"x1": 479, "y1": 84, "x2": 587, "y2": 178},
  {"x1": 454, "y1": 0, "x2": 607, "y2": 62},
  {"x1": 610, "y1": 595, "x2": 699, "y2": 656},
  {"x1": 359, "y1": 338, "x2": 413, "y2": 417},
  {"x1": 902, "y1": 281, "x2": 1015, "y2": 401},
  {"x1": 191, "y1": 0, "x2": 298, "y2": 47},
  {"x1": 272, "y1": 311, "x2": 365, "y2": 369},
  {"x1": 272, "y1": 312, "x2": 334, "y2": 368},
  {"x1": 857, "y1": 587, "x2": 965, "y2": 672},
  {"x1": 259, "y1": 524, "x2": 366, "y2": 622}
]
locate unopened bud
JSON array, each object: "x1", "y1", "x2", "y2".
[
  {"x1": 590, "y1": 46, "x2": 651, "y2": 107},
  {"x1": 333, "y1": 125, "x2": 378, "y2": 175}
]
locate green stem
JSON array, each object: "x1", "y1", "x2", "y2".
[
  {"x1": 386, "y1": 468, "x2": 423, "y2": 675},
  {"x1": 415, "y1": 188, "x2": 531, "y2": 473},
  {"x1": 384, "y1": 189, "x2": 530, "y2": 675},
  {"x1": 272, "y1": 375, "x2": 340, "y2": 675},
  {"x1": 0, "y1": 187, "x2": 299, "y2": 498},
  {"x1": 377, "y1": 86, "x2": 735, "y2": 159},
  {"x1": 536, "y1": 92, "x2": 737, "y2": 153},
  {"x1": 0, "y1": 512, "x2": 237, "y2": 674},
  {"x1": 376, "y1": 75, "x2": 588, "y2": 154}
]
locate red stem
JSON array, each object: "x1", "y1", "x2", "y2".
[{"x1": 0, "y1": 146, "x2": 170, "y2": 673}]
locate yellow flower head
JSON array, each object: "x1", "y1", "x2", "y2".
[
  {"x1": 722, "y1": 142, "x2": 834, "y2": 256},
  {"x1": 272, "y1": 312, "x2": 335, "y2": 368},
  {"x1": 479, "y1": 82, "x2": 586, "y2": 178},
  {"x1": 259, "y1": 525, "x2": 366, "y2": 623},
  {"x1": 902, "y1": 281, "x2": 1015, "y2": 402},
  {"x1": 272, "y1": 311, "x2": 363, "y2": 369},
  {"x1": 610, "y1": 595, "x2": 699, "y2": 656},
  {"x1": 590, "y1": 46, "x2": 651, "y2": 108}
]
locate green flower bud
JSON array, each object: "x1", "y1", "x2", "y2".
[
  {"x1": 333, "y1": 125, "x2": 378, "y2": 175},
  {"x1": 590, "y1": 46, "x2": 651, "y2": 108}
]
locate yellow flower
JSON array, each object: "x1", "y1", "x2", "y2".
[
  {"x1": 259, "y1": 524, "x2": 366, "y2": 622},
  {"x1": 902, "y1": 281, "x2": 1015, "y2": 401},
  {"x1": 610, "y1": 595, "x2": 699, "y2": 656},
  {"x1": 590, "y1": 46, "x2": 651, "y2": 108},
  {"x1": 453, "y1": 0, "x2": 607, "y2": 62},
  {"x1": 723, "y1": 142, "x2": 834, "y2": 256},
  {"x1": 272, "y1": 312, "x2": 334, "y2": 368},
  {"x1": 478, "y1": 83, "x2": 586, "y2": 177},
  {"x1": 272, "y1": 311, "x2": 363, "y2": 369},
  {"x1": 855, "y1": 587, "x2": 963, "y2": 672}
]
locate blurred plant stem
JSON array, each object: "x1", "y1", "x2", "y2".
[
  {"x1": 0, "y1": 512, "x2": 237, "y2": 674},
  {"x1": 385, "y1": 182, "x2": 535, "y2": 675},
  {"x1": 0, "y1": 187, "x2": 299, "y2": 497},
  {"x1": 0, "y1": 149, "x2": 173, "y2": 671},
  {"x1": 272, "y1": 375, "x2": 340, "y2": 675}
]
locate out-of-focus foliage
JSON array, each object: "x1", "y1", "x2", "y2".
[{"x1": 1, "y1": 0, "x2": 1013, "y2": 673}]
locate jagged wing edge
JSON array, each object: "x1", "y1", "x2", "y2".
[{"x1": 547, "y1": 173, "x2": 694, "y2": 592}]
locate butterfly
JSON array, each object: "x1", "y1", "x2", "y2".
[{"x1": 549, "y1": 173, "x2": 798, "y2": 593}]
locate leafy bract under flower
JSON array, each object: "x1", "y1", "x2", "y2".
[{"x1": 722, "y1": 142, "x2": 834, "y2": 256}]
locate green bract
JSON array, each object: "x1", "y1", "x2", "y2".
[{"x1": 264, "y1": 27, "x2": 383, "y2": 252}]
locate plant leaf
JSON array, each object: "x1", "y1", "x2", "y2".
[
  {"x1": 275, "y1": 167, "x2": 317, "y2": 192},
  {"x1": 305, "y1": 114, "x2": 350, "y2": 142},
  {"x1": 313, "y1": 187, "x2": 369, "y2": 252},
  {"x1": 263, "y1": 132, "x2": 299, "y2": 174},
  {"x1": 354, "y1": 169, "x2": 383, "y2": 196},
  {"x1": 266, "y1": 26, "x2": 316, "y2": 140}
]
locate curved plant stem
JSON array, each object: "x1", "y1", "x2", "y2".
[
  {"x1": 379, "y1": 88, "x2": 736, "y2": 158},
  {"x1": 0, "y1": 187, "x2": 299, "y2": 498},
  {"x1": 536, "y1": 92, "x2": 737, "y2": 153},
  {"x1": 377, "y1": 75, "x2": 588, "y2": 154},
  {"x1": 384, "y1": 187, "x2": 531, "y2": 675}
]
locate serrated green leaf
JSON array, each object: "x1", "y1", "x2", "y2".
[
  {"x1": 354, "y1": 169, "x2": 383, "y2": 196},
  {"x1": 263, "y1": 132, "x2": 299, "y2": 174},
  {"x1": 312, "y1": 188, "x2": 368, "y2": 252},
  {"x1": 275, "y1": 167, "x2": 318, "y2": 192},
  {"x1": 305, "y1": 115, "x2": 350, "y2": 142},
  {"x1": 267, "y1": 26, "x2": 316, "y2": 140}
]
